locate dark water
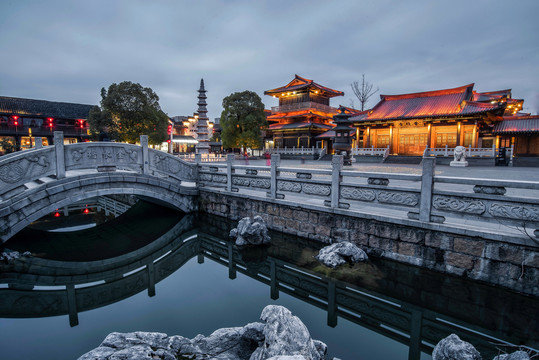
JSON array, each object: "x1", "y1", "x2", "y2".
[{"x1": 0, "y1": 205, "x2": 537, "y2": 360}]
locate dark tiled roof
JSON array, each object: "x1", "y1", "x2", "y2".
[
  {"x1": 337, "y1": 106, "x2": 367, "y2": 116},
  {"x1": 349, "y1": 84, "x2": 505, "y2": 122},
  {"x1": 172, "y1": 135, "x2": 198, "y2": 143},
  {"x1": 269, "y1": 121, "x2": 332, "y2": 131},
  {"x1": 472, "y1": 89, "x2": 512, "y2": 101},
  {"x1": 267, "y1": 110, "x2": 334, "y2": 121},
  {"x1": 315, "y1": 130, "x2": 355, "y2": 139},
  {"x1": 264, "y1": 75, "x2": 344, "y2": 97},
  {"x1": 0, "y1": 96, "x2": 95, "y2": 119},
  {"x1": 493, "y1": 115, "x2": 539, "y2": 134}
]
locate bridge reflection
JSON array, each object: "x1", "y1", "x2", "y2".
[{"x1": 0, "y1": 214, "x2": 536, "y2": 360}]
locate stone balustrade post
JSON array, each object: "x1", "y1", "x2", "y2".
[
  {"x1": 419, "y1": 157, "x2": 435, "y2": 222},
  {"x1": 226, "y1": 154, "x2": 234, "y2": 192},
  {"x1": 331, "y1": 155, "x2": 343, "y2": 208},
  {"x1": 140, "y1": 135, "x2": 149, "y2": 174},
  {"x1": 34, "y1": 137, "x2": 43, "y2": 149},
  {"x1": 269, "y1": 154, "x2": 281, "y2": 199},
  {"x1": 195, "y1": 154, "x2": 202, "y2": 164},
  {"x1": 54, "y1": 131, "x2": 65, "y2": 179}
]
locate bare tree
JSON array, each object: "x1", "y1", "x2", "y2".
[{"x1": 351, "y1": 74, "x2": 379, "y2": 111}]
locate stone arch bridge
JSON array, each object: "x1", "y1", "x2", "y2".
[{"x1": 0, "y1": 132, "x2": 198, "y2": 242}]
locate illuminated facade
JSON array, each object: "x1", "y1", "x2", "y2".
[
  {"x1": 264, "y1": 75, "x2": 344, "y2": 149},
  {"x1": 0, "y1": 96, "x2": 92, "y2": 153},
  {"x1": 348, "y1": 84, "x2": 539, "y2": 156}
]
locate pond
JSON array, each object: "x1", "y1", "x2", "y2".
[{"x1": 1, "y1": 202, "x2": 537, "y2": 360}]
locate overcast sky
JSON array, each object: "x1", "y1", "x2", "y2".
[{"x1": 1, "y1": 0, "x2": 538, "y2": 119}]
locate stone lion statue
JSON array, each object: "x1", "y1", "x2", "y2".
[{"x1": 453, "y1": 146, "x2": 466, "y2": 162}]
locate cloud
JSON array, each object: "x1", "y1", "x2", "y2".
[{"x1": 0, "y1": 0, "x2": 537, "y2": 120}]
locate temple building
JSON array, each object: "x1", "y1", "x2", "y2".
[
  {"x1": 264, "y1": 75, "x2": 344, "y2": 149},
  {"x1": 0, "y1": 96, "x2": 93, "y2": 153},
  {"x1": 347, "y1": 83, "x2": 539, "y2": 156}
]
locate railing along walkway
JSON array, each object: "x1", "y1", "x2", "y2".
[
  {"x1": 424, "y1": 145, "x2": 514, "y2": 158},
  {"x1": 198, "y1": 154, "x2": 539, "y2": 243}
]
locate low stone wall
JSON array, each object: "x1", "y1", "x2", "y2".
[{"x1": 199, "y1": 189, "x2": 539, "y2": 296}]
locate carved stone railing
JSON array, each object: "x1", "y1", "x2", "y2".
[
  {"x1": 177, "y1": 153, "x2": 227, "y2": 162},
  {"x1": 424, "y1": 145, "x2": 514, "y2": 159},
  {"x1": 65, "y1": 142, "x2": 143, "y2": 173},
  {"x1": 271, "y1": 102, "x2": 337, "y2": 114},
  {"x1": 197, "y1": 154, "x2": 539, "y2": 239},
  {"x1": 0, "y1": 131, "x2": 197, "y2": 199},
  {"x1": 351, "y1": 146, "x2": 388, "y2": 156},
  {"x1": 266, "y1": 146, "x2": 320, "y2": 155}
]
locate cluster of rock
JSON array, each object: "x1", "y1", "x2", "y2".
[
  {"x1": 315, "y1": 241, "x2": 368, "y2": 269},
  {"x1": 0, "y1": 250, "x2": 31, "y2": 263},
  {"x1": 433, "y1": 334, "x2": 531, "y2": 360},
  {"x1": 78, "y1": 305, "x2": 336, "y2": 360},
  {"x1": 230, "y1": 216, "x2": 271, "y2": 246}
]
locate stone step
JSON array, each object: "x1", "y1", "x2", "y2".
[
  {"x1": 353, "y1": 155, "x2": 385, "y2": 163},
  {"x1": 513, "y1": 157, "x2": 539, "y2": 167},
  {"x1": 383, "y1": 155, "x2": 423, "y2": 164}
]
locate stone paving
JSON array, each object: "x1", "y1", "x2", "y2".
[{"x1": 237, "y1": 158, "x2": 539, "y2": 181}]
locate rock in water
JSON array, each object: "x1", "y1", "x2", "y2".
[
  {"x1": 250, "y1": 305, "x2": 326, "y2": 360},
  {"x1": 78, "y1": 305, "x2": 328, "y2": 360},
  {"x1": 315, "y1": 242, "x2": 368, "y2": 268},
  {"x1": 230, "y1": 215, "x2": 271, "y2": 246},
  {"x1": 0, "y1": 251, "x2": 32, "y2": 263},
  {"x1": 493, "y1": 351, "x2": 530, "y2": 360},
  {"x1": 432, "y1": 334, "x2": 482, "y2": 360}
]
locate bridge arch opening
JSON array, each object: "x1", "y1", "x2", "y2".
[
  {"x1": 3, "y1": 199, "x2": 190, "y2": 262},
  {"x1": 1, "y1": 172, "x2": 198, "y2": 243}
]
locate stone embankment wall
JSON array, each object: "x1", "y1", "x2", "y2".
[{"x1": 199, "y1": 190, "x2": 539, "y2": 297}]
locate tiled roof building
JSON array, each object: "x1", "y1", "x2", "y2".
[
  {"x1": 264, "y1": 75, "x2": 343, "y2": 150},
  {"x1": 0, "y1": 96, "x2": 94, "y2": 152},
  {"x1": 348, "y1": 83, "x2": 537, "y2": 156}
]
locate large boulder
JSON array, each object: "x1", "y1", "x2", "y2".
[
  {"x1": 493, "y1": 351, "x2": 530, "y2": 360},
  {"x1": 250, "y1": 305, "x2": 326, "y2": 360},
  {"x1": 315, "y1": 242, "x2": 368, "y2": 268},
  {"x1": 432, "y1": 334, "x2": 482, "y2": 360},
  {"x1": 78, "y1": 305, "x2": 328, "y2": 360},
  {"x1": 230, "y1": 216, "x2": 271, "y2": 246}
]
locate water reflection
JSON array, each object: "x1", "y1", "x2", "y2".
[{"x1": 0, "y1": 211, "x2": 537, "y2": 360}]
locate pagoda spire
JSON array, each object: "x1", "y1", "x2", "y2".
[{"x1": 195, "y1": 78, "x2": 210, "y2": 154}]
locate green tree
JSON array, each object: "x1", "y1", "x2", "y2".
[
  {"x1": 220, "y1": 91, "x2": 267, "y2": 150},
  {"x1": 89, "y1": 81, "x2": 169, "y2": 145},
  {"x1": 88, "y1": 105, "x2": 115, "y2": 141},
  {"x1": 0, "y1": 137, "x2": 16, "y2": 155}
]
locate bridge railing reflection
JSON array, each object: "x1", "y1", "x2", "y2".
[
  {"x1": 1, "y1": 223, "x2": 536, "y2": 358},
  {"x1": 197, "y1": 233, "x2": 537, "y2": 359}
]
